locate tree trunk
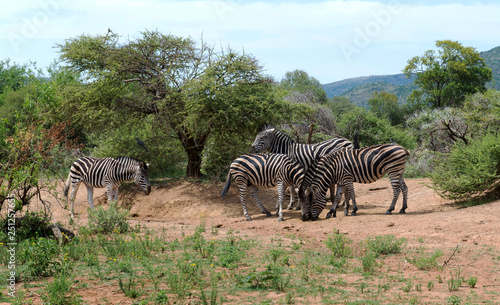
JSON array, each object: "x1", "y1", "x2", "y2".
[
  {"x1": 178, "y1": 130, "x2": 208, "y2": 178},
  {"x1": 185, "y1": 145, "x2": 204, "y2": 178}
]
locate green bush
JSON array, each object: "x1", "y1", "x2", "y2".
[
  {"x1": 325, "y1": 232, "x2": 353, "y2": 258},
  {"x1": 18, "y1": 237, "x2": 61, "y2": 278},
  {"x1": 86, "y1": 201, "x2": 130, "y2": 234},
  {"x1": 430, "y1": 133, "x2": 500, "y2": 200},
  {"x1": 0, "y1": 211, "x2": 53, "y2": 243},
  {"x1": 365, "y1": 235, "x2": 407, "y2": 256}
]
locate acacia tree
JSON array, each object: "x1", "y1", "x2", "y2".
[
  {"x1": 58, "y1": 30, "x2": 295, "y2": 177},
  {"x1": 403, "y1": 40, "x2": 492, "y2": 109}
]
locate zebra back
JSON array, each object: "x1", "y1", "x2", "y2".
[
  {"x1": 289, "y1": 135, "x2": 354, "y2": 171},
  {"x1": 228, "y1": 153, "x2": 304, "y2": 189}
]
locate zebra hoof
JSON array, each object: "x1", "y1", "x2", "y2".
[
  {"x1": 265, "y1": 211, "x2": 272, "y2": 217},
  {"x1": 311, "y1": 216, "x2": 318, "y2": 221},
  {"x1": 351, "y1": 212, "x2": 357, "y2": 216},
  {"x1": 295, "y1": 206, "x2": 301, "y2": 211},
  {"x1": 326, "y1": 213, "x2": 332, "y2": 219},
  {"x1": 246, "y1": 217, "x2": 252, "y2": 221},
  {"x1": 385, "y1": 210, "x2": 393, "y2": 215},
  {"x1": 399, "y1": 209, "x2": 406, "y2": 214},
  {"x1": 278, "y1": 217, "x2": 283, "y2": 222}
]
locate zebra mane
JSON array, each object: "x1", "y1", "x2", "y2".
[{"x1": 115, "y1": 156, "x2": 148, "y2": 169}]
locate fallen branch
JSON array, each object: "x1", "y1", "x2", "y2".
[{"x1": 443, "y1": 244, "x2": 459, "y2": 266}]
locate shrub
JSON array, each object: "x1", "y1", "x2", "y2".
[
  {"x1": 407, "y1": 249, "x2": 443, "y2": 270},
  {"x1": 365, "y1": 235, "x2": 407, "y2": 256},
  {"x1": 0, "y1": 211, "x2": 53, "y2": 243},
  {"x1": 86, "y1": 201, "x2": 130, "y2": 234},
  {"x1": 325, "y1": 232, "x2": 353, "y2": 258},
  {"x1": 430, "y1": 133, "x2": 500, "y2": 200},
  {"x1": 18, "y1": 237, "x2": 61, "y2": 278}
]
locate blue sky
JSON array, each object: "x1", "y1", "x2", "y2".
[{"x1": 1, "y1": 0, "x2": 499, "y2": 84}]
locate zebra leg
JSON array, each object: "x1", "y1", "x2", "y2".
[
  {"x1": 399, "y1": 177, "x2": 408, "y2": 213},
  {"x1": 112, "y1": 186, "x2": 119, "y2": 202},
  {"x1": 276, "y1": 182, "x2": 285, "y2": 221},
  {"x1": 237, "y1": 184, "x2": 252, "y2": 221},
  {"x1": 249, "y1": 185, "x2": 272, "y2": 218},
  {"x1": 386, "y1": 174, "x2": 402, "y2": 215},
  {"x1": 326, "y1": 184, "x2": 344, "y2": 218},
  {"x1": 85, "y1": 184, "x2": 95, "y2": 210},
  {"x1": 69, "y1": 180, "x2": 81, "y2": 218},
  {"x1": 286, "y1": 185, "x2": 296, "y2": 210},
  {"x1": 346, "y1": 182, "x2": 358, "y2": 216}
]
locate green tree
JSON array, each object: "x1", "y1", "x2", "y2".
[
  {"x1": 58, "y1": 30, "x2": 296, "y2": 177},
  {"x1": 367, "y1": 91, "x2": 405, "y2": 126},
  {"x1": 280, "y1": 69, "x2": 327, "y2": 104},
  {"x1": 404, "y1": 40, "x2": 492, "y2": 109}
]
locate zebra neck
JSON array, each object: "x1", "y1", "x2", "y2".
[{"x1": 271, "y1": 130, "x2": 295, "y2": 154}]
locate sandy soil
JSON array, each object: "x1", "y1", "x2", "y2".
[{"x1": 8, "y1": 178, "x2": 500, "y2": 304}]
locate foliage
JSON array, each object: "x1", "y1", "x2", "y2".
[
  {"x1": 404, "y1": 40, "x2": 492, "y2": 109},
  {"x1": 364, "y1": 235, "x2": 407, "y2": 256},
  {"x1": 334, "y1": 106, "x2": 416, "y2": 149},
  {"x1": 58, "y1": 30, "x2": 302, "y2": 177},
  {"x1": 86, "y1": 201, "x2": 131, "y2": 234},
  {"x1": 407, "y1": 249, "x2": 443, "y2": 270},
  {"x1": 367, "y1": 91, "x2": 405, "y2": 126},
  {"x1": 280, "y1": 69, "x2": 327, "y2": 103},
  {"x1": 18, "y1": 237, "x2": 62, "y2": 278},
  {"x1": 0, "y1": 211, "x2": 53, "y2": 243},
  {"x1": 429, "y1": 132, "x2": 500, "y2": 200},
  {"x1": 325, "y1": 231, "x2": 353, "y2": 258},
  {"x1": 0, "y1": 88, "x2": 80, "y2": 212}
]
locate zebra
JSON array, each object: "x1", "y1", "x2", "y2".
[
  {"x1": 220, "y1": 153, "x2": 304, "y2": 221},
  {"x1": 250, "y1": 125, "x2": 357, "y2": 210},
  {"x1": 64, "y1": 156, "x2": 151, "y2": 218},
  {"x1": 301, "y1": 143, "x2": 409, "y2": 221}
]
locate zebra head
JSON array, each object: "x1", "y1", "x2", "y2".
[
  {"x1": 134, "y1": 161, "x2": 151, "y2": 195},
  {"x1": 250, "y1": 125, "x2": 275, "y2": 153}
]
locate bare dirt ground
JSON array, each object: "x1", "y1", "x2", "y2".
[{"x1": 10, "y1": 178, "x2": 500, "y2": 304}]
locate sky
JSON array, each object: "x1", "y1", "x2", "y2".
[{"x1": 1, "y1": 0, "x2": 500, "y2": 84}]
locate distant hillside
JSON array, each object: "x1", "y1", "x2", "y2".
[
  {"x1": 341, "y1": 81, "x2": 417, "y2": 108},
  {"x1": 481, "y1": 46, "x2": 500, "y2": 90},
  {"x1": 323, "y1": 74, "x2": 414, "y2": 98},
  {"x1": 323, "y1": 45, "x2": 500, "y2": 108}
]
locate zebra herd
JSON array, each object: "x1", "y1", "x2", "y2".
[
  {"x1": 222, "y1": 125, "x2": 410, "y2": 222},
  {"x1": 62, "y1": 125, "x2": 409, "y2": 222}
]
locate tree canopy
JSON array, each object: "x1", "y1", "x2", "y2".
[
  {"x1": 403, "y1": 40, "x2": 492, "y2": 109},
  {"x1": 58, "y1": 30, "x2": 300, "y2": 177}
]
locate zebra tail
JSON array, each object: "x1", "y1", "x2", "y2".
[
  {"x1": 220, "y1": 173, "x2": 232, "y2": 198},
  {"x1": 63, "y1": 172, "x2": 71, "y2": 198}
]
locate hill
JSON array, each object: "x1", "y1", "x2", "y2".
[
  {"x1": 323, "y1": 45, "x2": 500, "y2": 108},
  {"x1": 481, "y1": 46, "x2": 500, "y2": 89}
]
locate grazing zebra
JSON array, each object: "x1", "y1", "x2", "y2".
[
  {"x1": 302, "y1": 143, "x2": 409, "y2": 221},
  {"x1": 220, "y1": 154, "x2": 304, "y2": 221},
  {"x1": 250, "y1": 125, "x2": 356, "y2": 210},
  {"x1": 64, "y1": 156, "x2": 151, "y2": 218}
]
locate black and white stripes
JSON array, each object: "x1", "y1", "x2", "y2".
[
  {"x1": 64, "y1": 156, "x2": 151, "y2": 218},
  {"x1": 301, "y1": 144, "x2": 409, "y2": 221},
  {"x1": 220, "y1": 153, "x2": 304, "y2": 221},
  {"x1": 250, "y1": 125, "x2": 356, "y2": 209}
]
